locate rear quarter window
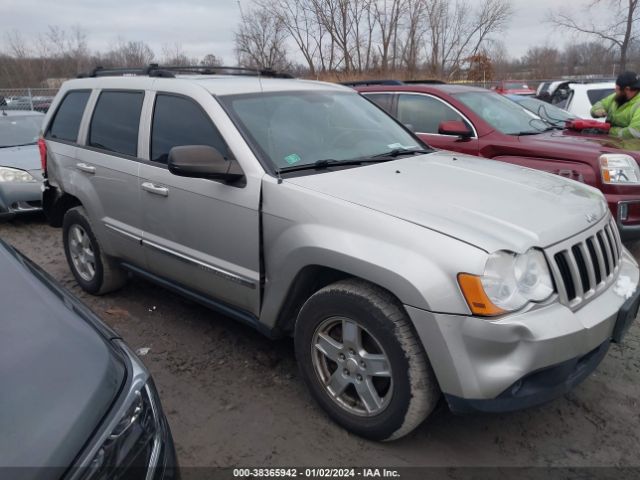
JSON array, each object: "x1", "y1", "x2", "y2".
[
  {"x1": 89, "y1": 91, "x2": 144, "y2": 156},
  {"x1": 587, "y1": 88, "x2": 614, "y2": 105},
  {"x1": 46, "y1": 90, "x2": 91, "y2": 142}
]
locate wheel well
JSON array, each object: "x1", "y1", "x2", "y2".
[
  {"x1": 274, "y1": 266, "x2": 349, "y2": 336},
  {"x1": 274, "y1": 266, "x2": 407, "y2": 337},
  {"x1": 46, "y1": 192, "x2": 81, "y2": 227}
]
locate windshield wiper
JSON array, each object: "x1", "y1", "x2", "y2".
[
  {"x1": 509, "y1": 130, "x2": 544, "y2": 136},
  {"x1": 369, "y1": 147, "x2": 431, "y2": 159},
  {"x1": 278, "y1": 148, "x2": 432, "y2": 174},
  {"x1": 279, "y1": 158, "x2": 369, "y2": 173}
]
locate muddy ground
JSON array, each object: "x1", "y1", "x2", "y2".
[{"x1": 2, "y1": 214, "x2": 640, "y2": 469}]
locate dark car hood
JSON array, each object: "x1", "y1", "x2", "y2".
[
  {"x1": 517, "y1": 129, "x2": 640, "y2": 162},
  {"x1": 0, "y1": 144, "x2": 41, "y2": 171},
  {"x1": 0, "y1": 243, "x2": 125, "y2": 472}
]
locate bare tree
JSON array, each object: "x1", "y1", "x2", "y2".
[
  {"x1": 200, "y1": 53, "x2": 223, "y2": 67},
  {"x1": 104, "y1": 40, "x2": 155, "y2": 67},
  {"x1": 235, "y1": 3, "x2": 290, "y2": 70},
  {"x1": 422, "y1": 0, "x2": 512, "y2": 78},
  {"x1": 523, "y1": 46, "x2": 560, "y2": 78},
  {"x1": 161, "y1": 42, "x2": 197, "y2": 66},
  {"x1": 549, "y1": 0, "x2": 639, "y2": 71},
  {"x1": 374, "y1": 0, "x2": 405, "y2": 71},
  {"x1": 263, "y1": 0, "x2": 326, "y2": 74}
]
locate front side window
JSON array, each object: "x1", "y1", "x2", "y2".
[
  {"x1": 397, "y1": 94, "x2": 469, "y2": 134},
  {"x1": 454, "y1": 91, "x2": 548, "y2": 135},
  {"x1": 47, "y1": 90, "x2": 90, "y2": 142},
  {"x1": 219, "y1": 90, "x2": 424, "y2": 171},
  {"x1": 151, "y1": 94, "x2": 230, "y2": 164},
  {"x1": 0, "y1": 115, "x2": 42, "y2": 147},
  {"x1": 89, "y1": 91, "x2": 144, "y2": 156},
  {"x1": 365, "y1": 93, "x2": 394, "y2": 115}
]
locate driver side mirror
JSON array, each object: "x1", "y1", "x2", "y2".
[
  {"x1": 438, "y1": 120, "x2": 473, "y2": 139},
  {"x1": 168, "y1": 145, "x2": 245, "y2": 185}
]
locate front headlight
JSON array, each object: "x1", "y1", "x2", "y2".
[
  {"x1": 76, "y1": 342, "x2": 165, "y2": 480},
  {"x1": 0, "y1": 166, "x2": 37, "y2": 183},
  {"x1": 86, "y1": 383, "x2": 160, "y2": 478},
  {"x1": 600, "y1": 154, "x2": 640, "y2": 184},
  {"x1": 458, "y1": 249, "x2": 554, "y2": 317}
]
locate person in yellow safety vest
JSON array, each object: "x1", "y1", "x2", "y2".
[{"x1": 591, "y1": 71, "x2": 640, "y2": 139}]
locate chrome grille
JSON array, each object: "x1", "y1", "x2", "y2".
[{"x1": 546, "y1": 216, "x2": 622, "y2": 310}]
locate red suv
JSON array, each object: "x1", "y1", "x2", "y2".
[{"x1": 355, "y1": 83, "x2": 640, "y2": 240}]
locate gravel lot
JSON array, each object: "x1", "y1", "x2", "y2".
[{"x1": 2, "y1": 214, "x2": 640, "y2": 468}]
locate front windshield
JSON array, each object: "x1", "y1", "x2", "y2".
[
  {"x1": 454, "y1": 91, "x2": 548, "y2": 135},
  {"x1": 0, "y1": 115, "x2": 42, "y2": 147},
  {"x1": 219, "y1": 90, "x2": 424, "y2": 170},
  {"x1": 516, "y1": 97, "x2": 574, "y2": 124}
]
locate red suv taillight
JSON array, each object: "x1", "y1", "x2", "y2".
[{"x1": 38, "y1": 137, "x2": 47, "y2": 172}]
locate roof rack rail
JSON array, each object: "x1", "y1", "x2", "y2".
[
  {"x1": 77, "y1": 64, "x2": 294, "y2": 79},
  {"x1": 403, "y1": 79, "x2": 446, "y2": 85},
  {"x1": 340, "y1": 80, "x2": 404, "y2": 87}
]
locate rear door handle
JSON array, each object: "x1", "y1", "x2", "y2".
[
  {"x1": 141, "y1": 182, "x2": 169, "y2": 197},
  {"x1": 76, "y1": 163, "x2": 95, "y2": 174}
]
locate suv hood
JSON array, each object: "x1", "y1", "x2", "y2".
[
  {"x1": 0, "y1": 243, "x2": 125, "y2": 472},
  {"x1": 285, "y1": 152, "x2": 608, "y2": 253},
  {"x1": 519, "y1": 129, "x2": 640, "y2": 162}
]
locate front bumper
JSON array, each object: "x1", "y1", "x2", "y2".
[
  {"x1": 608, "y1": 195, "x2": 640, "y2": 241},
  {"x1": 0, "y1": 181, "x2": 42, "y2": 218},
  {"x1": 406, "y1": 248, "x2": 639, "y2": 410}
]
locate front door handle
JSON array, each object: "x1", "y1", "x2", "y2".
[
  {"x1": 141, "y1": 182, "x2": 169, "y2": 197},
  {"x1": 76, "y1": 163, "x2": 95, "y2": 174}
]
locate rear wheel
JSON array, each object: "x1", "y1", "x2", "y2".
[
  {"x1": 63, "y1": 206, "x2": 127, "y2": 295},
  {"x1": 295, "y1": 279, "x2": 440, "y2": 441}
]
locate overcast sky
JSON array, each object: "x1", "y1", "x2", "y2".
[{"x1": 0, "y1": 0, "x2": 610, "y2": 63}]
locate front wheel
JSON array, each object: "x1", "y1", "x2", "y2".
[{"x1": 294, "y1": 279, "x2": 440, "y2": 441}]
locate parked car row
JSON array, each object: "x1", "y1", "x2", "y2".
[
  {"x1": 1, "y1": 67, "x2": 638, "y2": 475},
  {"x1": 33, "y1": 66, "x2": 639, "y2": 444},
  {"x1": 1, "y1": 95, "x2": 53, "y2": 112}
]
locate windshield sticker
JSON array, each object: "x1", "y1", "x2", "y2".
[
  {"x1": 387, "y1": 143, "x2": 419, "y2": 150},
  {"x1": 284, "y1": 153, "x2": 301, "y2": 165}
]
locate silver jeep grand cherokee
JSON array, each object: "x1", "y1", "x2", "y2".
[{"x1": 41, "y1": 66, "x2": 639, "y2": 441}]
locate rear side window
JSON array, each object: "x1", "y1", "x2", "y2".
[
  {"x1": 89, "y1": 91, "x2": 144, "y2": 156},
  {"x1": 151, "y1": 94, "x2": 230, "y2": 164},
  {"x1": 587, "y1": 88, "x2": 615, "y2": 105},
  {"x1": 365, "y1": 93, "x2": 394, "y2": 115},
  {"x1": 47, "y1": 90, "x2": 90, "y2": 142}
]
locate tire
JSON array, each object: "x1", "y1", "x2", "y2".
[
  {"x1": 294, "y1": 278, "x2": 440, "y2": 441},
  {"x1": 62, "y1": 206, "x2": 127, "y2": 295}
]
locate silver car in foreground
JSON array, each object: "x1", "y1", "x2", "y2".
[
  {"x1": 41, "y1": 66, "x2": 639, "y2": 441},
  {"x1": 0, "y1": 110, "x2": 44, "y2": 219}
]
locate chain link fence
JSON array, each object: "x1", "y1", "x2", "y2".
[{"x1": 0, "y1": 88, "x2": 59, "y2": 113}]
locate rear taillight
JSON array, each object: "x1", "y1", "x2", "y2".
[{"x1": 38, "y1": 137, "x2": 47, "y2": 172}]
